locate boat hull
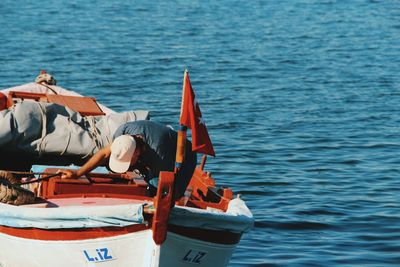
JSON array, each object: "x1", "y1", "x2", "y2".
[
  {"x1": 0, "y1": 229, "x2": 238, "y2": 267},
  {"x1": 159, "y1": 232, "x2": 236, "y2": 267}
]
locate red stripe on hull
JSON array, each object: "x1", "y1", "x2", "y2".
[
  {"x1": 0, "y1": 224, "x2": 150, "y2": 241},
  {"x1": 0, "y1": 224, "x2": 242, "y2": 245}
]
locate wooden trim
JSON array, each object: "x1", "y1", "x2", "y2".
[
  {"x1": 0, "y1": 224, "x2": 150, "y2": 241},
  {"x1": 7, "y1": 91, "x2": 105, "y2": 116},
  {"x1": 152, "y1": 171, "x2": 175, "y2": 245},
  {"x1": 168, "y1": 224, "x2": 241, "y2": 245}
]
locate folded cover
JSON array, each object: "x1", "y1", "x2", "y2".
[
  {"x1": 169, "y1": 197, "x2": 254, "y2": 233},
  {"x1": 0, "y1": 202, "x2": 144, "y2": 229}
]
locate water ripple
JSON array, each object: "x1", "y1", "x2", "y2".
[{"x1": 1, "y1": 0, "x2": 400, "y2": 266}]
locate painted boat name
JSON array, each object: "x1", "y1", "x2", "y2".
[
  {"x1": 83, "y1": 248, "x2": 116, "y2": 263},
  {"x1": 182, "y1": 249, "x2": 207, "y2": 264}
]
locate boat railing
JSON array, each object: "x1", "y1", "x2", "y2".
[{"x1": 39, "y1": 169, "x2": 149, "y2": 200}]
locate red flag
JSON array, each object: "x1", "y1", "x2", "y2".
[{"x1": 180, "y1": 71, "x2": 215, "y2": 156}]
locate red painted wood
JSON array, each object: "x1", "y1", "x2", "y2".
[
  {"x1": 168, "y1": 224, "x2": 242, "y2": 245},
  {"x1": 0, "y1": 224, "x2": 150, "y2": 241}
]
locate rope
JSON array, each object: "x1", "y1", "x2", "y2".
[
  {"x1": 0, "y1": 172, "x2": 35, "y2": 205},
  {"x1": 38, "y1": 83, "x2": 58, "y2": 95},
  {"x1": 36, "y1": 102, "x2": 47, "y2": 157},
  {"x1": 59, "y1": 117, "x2": 72, "y2": 156},
  {"x1": 85, "y1": 115, "x2": 104, "y2": 150}
]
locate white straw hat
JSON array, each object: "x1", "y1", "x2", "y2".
[{"x1": 109, "y1": 135, "x2": 136, "y2": 173}]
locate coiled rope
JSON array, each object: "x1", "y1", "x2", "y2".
[{"x1": 0, "y1": 171, "x2": 35, "y2": 205}]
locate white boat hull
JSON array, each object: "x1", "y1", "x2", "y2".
[
  {"x1": 0, "y1": 230, "x2": 237, "y2": 267},
  {"x1": 159, "y1": 232, "x2": 236, "y2": 267}
]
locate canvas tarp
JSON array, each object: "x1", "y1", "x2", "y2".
[
  {"x1": 0, "y1": 100, "x2": 149, "y2": 167},
  {"x1": 0, "y1": 202, "x2": 144, "y2": 229}
]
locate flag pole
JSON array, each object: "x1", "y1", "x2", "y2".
[{"x1": 175, "y1": 69, "x2": 188, "y2": 173}]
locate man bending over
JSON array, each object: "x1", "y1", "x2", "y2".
[{"x1": 58, "y1": 120, "x2": 197, "y2": 199}]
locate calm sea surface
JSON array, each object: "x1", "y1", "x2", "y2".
[{"x1": 1, "y1": 0, "x2": 400, "y2": 266}]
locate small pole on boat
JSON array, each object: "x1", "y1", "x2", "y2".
[
  {"x1": 18, "y1": 173, "x2": 61, "y2": 185},
  {"x1": 174, "y1": 69, "x2": 189, "y2": 173},
  {"x1": 151, "y1": 70, "x2": 190, "y2": 244},
  {"x1": 200, "y1": 154, "x2": 207, "y2": 171}
]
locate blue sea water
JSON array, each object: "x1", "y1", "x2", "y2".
[{"x1": 1, "y1": 0, "x2": 400, "y2": 266}]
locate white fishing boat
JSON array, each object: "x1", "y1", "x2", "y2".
[{"x1": 0, "y1": 71, "x2": 253, "y2": 267}]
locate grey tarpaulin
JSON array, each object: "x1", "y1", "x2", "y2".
[{"x1": 0, "y1": 101, "x2": 149, "y2": 169}]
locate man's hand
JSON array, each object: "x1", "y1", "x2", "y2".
[{"x1": 57, "y1": 169, "x2": 79, "y2": 179}]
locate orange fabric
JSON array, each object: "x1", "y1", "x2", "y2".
[{"x1": 180, "y1": 72, "x2": 215, "y2": 156}]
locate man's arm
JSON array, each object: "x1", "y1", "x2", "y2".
[{"x1": 58, "y1": 144, "x2": 112, "y2": 179}]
